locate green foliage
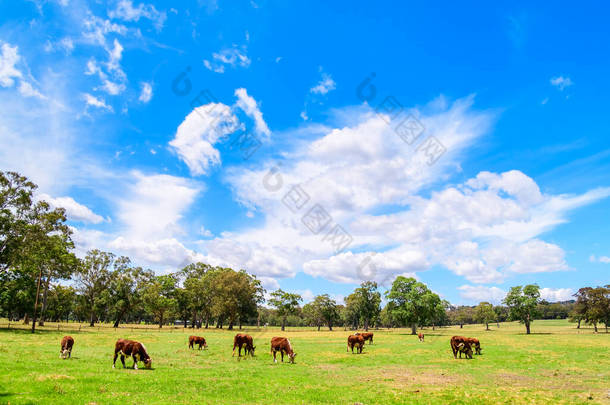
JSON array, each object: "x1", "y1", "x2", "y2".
[
  {"x1": 385, "y1": 276, "x2": 442, "y2": 333},
  {"x1": 474, "y1": 302, "x2": 496, "y2": 330},
  {"x1": 503, "y1": 284, "x2": 541, "y2": 334},
  {"x1": 269, "y1": 289, "x2": 302, "y2": 330}
]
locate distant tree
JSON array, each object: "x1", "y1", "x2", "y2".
[
  {"x1": 269, "y1": 289, "x2": 302, "y2": 331},
  {"x1": 74, "y1": 250, "x2": 114, "y2": 327},
  {"x1": 385, "y1": 276, "x2": 441, "y2": 334},
  {"x1": 46, "y1": 284, "x2": 77, "y2": 322},
  {"x1": 574, "y1": 286, "x2": 610, "y2": 333},
  {"x1": 304, "y1": 294, "x2": 339, "y2": 331},
  {"x1": 107, "y1": 258, "x2": 150, "y2": 327},
  {"x1": 342, "y1": 293, "x2": 361, "y2": 329},
  {"x1": 353, "y1": 281, "x2": 381, "y2": 331},
  {"x1": 142, "y1": 274, "x2": 177, "y2": 328},
  {"x1": 503, "y1": 285, "x2": 541, "y2": 334},
  {"x1": 474, "y1": 302, "x2": 496, "y2": 330}
]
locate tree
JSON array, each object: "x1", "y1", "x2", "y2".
[
  {"x1": 304, "y1": 294, "x2": 339, "y2": 331},
  {"x1": 353, "y1": 281, "x2": 381, "y2": 331},
  {"x1": 74, "y1": 250, "x2": 114, "y2": 327},
  {"x1": 269, "y1": 289, "x2": 302, "y2": 331},
  {"x1": 46, "y1": 285, "x2": 77, "y2": 322},
  {"x1": 474, "y1": 302, "x2": 496, "y2": 330},
  {"x1": 574, "y1": 286, "x2": 610, "y2": 332},
  {"x1": 385, "y1": 276, "x2": 441, "y2": 334},
  {"x1": 142, "y1": 274, "x2": 177, "y2": 328},
  {"x1": 107, "y1": 258, "x2": 150, "y2": 328},
  {"x1": 503, "y1": 285, "x2": 541, "y2": 334}
]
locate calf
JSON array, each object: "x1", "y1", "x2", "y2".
[
  {"x1": 233, "y1": 334, "x2": 255, "y2": 357},
  {"x1": 347, "y1": 334, "x2": 365, "y2": 354},
  {"x1": 418, "y1": 332, "x2": 424, "y2": 342},
  {"x1": 355, "y1": 332, "x2": 374, "y2": 344},
  {"x1": 188, "y1": 335, "x2": 208, "y2": 350},
  {"x1": 270, "y1": 337, "x2": 297, "y2": 363},
  {"x1": 113, "y1": 339, "x2": 153, "y2": 369},
  {"x1": 60, "y1": 336, "x2": 74, "y2": 359},
  {"x1": 450, "y1": 336, "x2": 473, "y2": 359}
]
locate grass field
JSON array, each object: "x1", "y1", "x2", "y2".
[{"x1": 0, "y1": 319, "x2": 608, "y2": 404}]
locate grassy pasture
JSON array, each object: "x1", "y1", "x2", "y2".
[{"x1": 0, "y1": 319, "x2": 608, "y2": 404}]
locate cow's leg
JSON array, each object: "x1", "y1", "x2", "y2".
[
  {"x1": 68, "y1": 348, "x2": 71, "y2": 358},
  {"x1": 281, "y1": 351, "x2": 284, "y2": 362},
  {"x1": 113, "y1": 352, "x2": 118, "y2": 368},
  {"x1": 232, "y1": 343, "x2": 236, "y2": 357},
  {"x1": 273, "y1": 350, "x2": 277, "y2": 363},
  {"x1": 133, "y1": 355, "x2": 138, "y2": 369},
  {"x1": 120, "y1": 354, "x2": 126, "y2": 368}
]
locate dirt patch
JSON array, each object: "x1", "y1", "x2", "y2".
[{"x1": 36, "y1": 374, "x2": 74, "y2": 381}]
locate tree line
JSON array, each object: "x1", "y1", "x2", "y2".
[{"x1": 1, "y1": 171, "x2": 609, "y2": 334}]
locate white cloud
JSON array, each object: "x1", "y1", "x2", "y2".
[
  {"x1": 169, "y1": 102, "x2": 240, "y2": 175},
  {"x1": 203, "y1": 47, "x2": 250, "y2": 73},
  {"x1": 234, "y1": 88, "x2": 270, "y2": 138},
  {"x1": 44, "y1": 37, "x2": 74, "y2": 55},
  {"x1": 210, "y1": 98, "x2": 609, "y2": 286},
  {"x1": 83, "y1": 93, "x2": 113, "y2": 111},
  {"x1": 550, "y1": 76, "x2": 573, "y2": 91},
  {"x1": 139, "y1": 81, "x2": 153, "y2": 103},
  {"x1": 0, "y1": 42, "x2": 22, "y2": 88},
  {"x1": 590, "y1": 254, "x2": 610, "y2": 264},
  {"x1": 540, "y1": 287, "x2": 573, "y2": 302},
  {"x1": 458, "y1": 285, "x2": 507, "y2": 304},
  {"x1": 38, "y1": 193, "x2": 105, "y2": 224},
  {"x1": 82, "y1": 15, "x2": 128, "y2": 47},
  {"x1": 18, "y1": 81, "x2": 46, "y2": 99},
  {"x1": 310, "y1": 69, "x2": 336, "y2": 95},
  {"x1": 199, "y1": 226, "x2": 213, "y2": 237},
  {"x1": 108, "y1": 0, "x2": 167, "y2": 31}
]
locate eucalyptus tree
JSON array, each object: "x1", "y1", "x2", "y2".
[
  {"x1": 269, "y1": 289, "x2": 303, "y2": 331},
  {"x1": 503, "y1": 285, "x2": 541, "y2": 334}
]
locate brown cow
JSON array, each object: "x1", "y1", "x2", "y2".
[
  {"x1": 355, "y1": 332, "x2": 374, "y2": 344},
  {"x1": 188, "y1": 335, "x2": 208, "y2": 350},
  {"x1": 60, "y1": 336, "x2": 74, "y2": 359},
  {"x1": 113, "y1": 339, "x2": 153, "y2": 369},
  {"x1": 270, "y1": 337, "x2": 297, "y2": 363},
  {"x1": 450, "y1": 336, "x2": 473, "y2": 359},
  {"x1": 233, "y1": 334, "x2": 255, "y2": 357},
  {"x1": 347, "y1": 334, "x2": 365, "y2": 354},
  {"x1": 465, "y1": 337, "x2": 481, "y2": 355},
  {"x1": 418, "y1": 332, "x2": 424, "y2": 342}
]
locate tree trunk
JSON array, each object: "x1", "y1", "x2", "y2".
[
  {"x1": 593, "y1": 323, "x2": 598, "y2": 333},
  {"x1": 460, "y1": 323, "x2": 463, "y2": 328},
  {"x1": 159, "y1": 314, "x2": 164, "y2": 328},
  {"x1": 23, "y1": 313, "x2": 30, "y2": 325},
  {"x1": 410, "y1": 323, "x2": 417, "y2": 335},
  {"x1": 205, "y1": 317, "x2": 209, "y2": 329},
  {"x1": 432, "y1": 324, "x2": 435, "y2": 331},
  {"x1": 281, "y1": 317, "x2": 286, "y2": 331},
  {"x1": 577, "y1": 319, "x2": 581, "y2": 329},
  {"x1": 525, "y1": 321, "x2": 531, "y2": 334},
  {"x1": 317, "y1": 324, "x2": 320, "y2": 331},
  {"x1": 38, "y1": 275, "x2": 51, "y2": 326},
  {"x1": 486, "y1": 322, "x2": 489, "y2": 331},
  {"x1": 31, "y1": 266, "x2": 44, "y2": 333},
  {"x1": 364, "y1": 319, "x2": 369, "y2": 331},
  {"x1": 329, "y1": 322, "x2": 333, "y2": 331}
]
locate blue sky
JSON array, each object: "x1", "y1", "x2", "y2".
[{"x1": 1, "y1": 0, "x2": 609, "y2": 305}]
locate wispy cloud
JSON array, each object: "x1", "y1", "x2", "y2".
[
  {"x1": 203, "y1": 46, "x2": 251, "y2": 74},
  {"x1": 310, "y1": 68, "x2": 336, "y2": 95},
  {"x1": 590, "y1": 254, "x2": 610, "y2": 264},
  {"x1": 550, "y1": 76, "x2": 573, "y2": 91},
  {"x1": 139, "y1": 81, "x2": 153, "y2": 103},
  {"x1": 108, "y1": 0, "x2": 167, "y2": 31},
  {"x1": 83, "y1": 93, "x2": 113, "y2": 111}
]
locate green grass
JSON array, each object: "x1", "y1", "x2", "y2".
[{"x1": 0, "y1": 319, "x2": 608, "y2": 404}]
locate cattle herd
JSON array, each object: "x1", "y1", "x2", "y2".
[{"x1": 57, "y1": 331, "x2": 482, "y2": 369}]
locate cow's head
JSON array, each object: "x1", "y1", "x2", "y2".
[
  {"x1": 144, "y1": 358, "x2": 153, "y2": 369},
  {"x1": 61, "y1": 349, "x2": 69, "y2": 359},
  {"x1": 250, "y1": 346, "x2": 256, "y2": 356},
  {"x1": 457, "y1": 343, "x2": 473, "y2": 359},
  {"x1": 289, "y1": 352, "x2": 297, "y2": 364}
]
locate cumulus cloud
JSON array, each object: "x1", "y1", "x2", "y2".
[
  {"x1": 203, "y1": 47, "x2": 250, "y2": 73},
  {"x1": 139, "y1": 81, "x2": 153, "y2": 103},
  {"x1": 0, "y1": 42, "x2": 45, "y2": 99},
  {"x1": 207, "y1": 98, "x2": 610, "y2": 286},
  {"x1": 540, "y1": 288, "x2": 573, "y2": 302},
  {"x1": 550, "y1": 76, "x2": 573, "y2": 91},
  {"x1": 169, "y1": 102, "x2": 240, "y2": 175},
  {"x1": 458, "y1": 285, "x2": 507, "y2": 304},
  {"x1": 38, "y1": 193, "x2": 105, "y2": 224}
]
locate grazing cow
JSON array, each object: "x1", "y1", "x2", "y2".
[
  {"x1": 347, "y1": 334, "x2": 365, "y2": 354},
  {"x1": 418, "y1": 332, "x2": 424, "y2": 342},
  {"x1": 233, "y1": 334, "x2": 255, "y2": 357},
  {"x1": 270, "y1": 337, "x2": 297, "y2": 363},
  {"x1": 60, "y1": 336, "x2": 74, "y2": 359},
  {"x1": 113, "y1": 339, "x2": 153, "y2": 369},
  {"x1": 450, "y1": 336, "x2": 473, "y2": 359},
  {"x1": 188, "y1": 335, "x2": 208, "y2": 350},
  {"x1": 355, "y1": 332, "x2": 374, "y2": 344},
  {"x1": 465, "y1": 337, "x2": 481, "y2": 355}
]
